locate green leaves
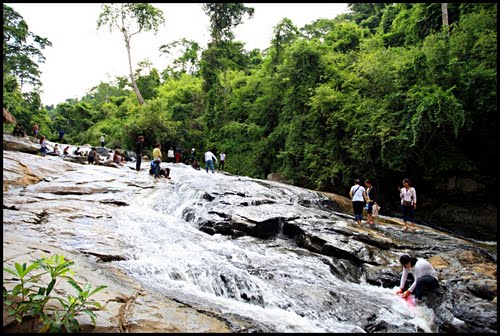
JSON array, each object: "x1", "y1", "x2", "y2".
[
  {"x1": 202, "y1": 3, "x2": 254, "y2": 42},
  {"x1": 3, "y1": 254, "x2": 107, "y2": 333}
]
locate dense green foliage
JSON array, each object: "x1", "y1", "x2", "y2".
[{"x1": 4, "y1": 3, "x2": 496, "y2": 205}]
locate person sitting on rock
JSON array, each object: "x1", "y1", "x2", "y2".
[
  {"x1": 192, "y1": 159, "x2": 201, "y2": 170},
  {"x1": 12, "y1": 125, "x2": 21, "y2": 137},
  {"x1": 113, "y1": 150, "x2": 124, "y2": 165},
  {"x1": 62, "y1": 146, "x2": 70, "y2": 158},
  {"x1": 148, "y1": 161, "x2": 171, "y2": 179}
]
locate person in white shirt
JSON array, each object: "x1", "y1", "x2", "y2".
[
  {"x1": 219, "y1": 151, "x2": 226, "y2": 170},
  {"x1": 399, "y1": 178, "x2": 417, "y2": 232},
  {"x1": 204, "y1": 150, "x2": 218, "y2": 173},
  {"x1": 167, "y1": 147, "x2": 175, "y2": 163},
  {"x1": 349, "y1": 179, "x2": 368, "y2": 226},
  {"x1": 100, "y1": 135, "x2": 105, "y2": 147},
  {"x1": 396, "y1": 254, "x2": 439, "y2": 303},
  {"x1": 105, "y1": 150, "x2": 114, "y2": 163}
]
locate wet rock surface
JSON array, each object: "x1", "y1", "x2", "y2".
[{"x1": 3, "y1": 141, "x2": 497, "y2": 333}]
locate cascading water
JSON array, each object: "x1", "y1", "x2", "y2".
[{"x1": 108, "y1": 163, "x2": 437, "y2": 332}]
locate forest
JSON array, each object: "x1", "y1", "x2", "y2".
[{"x1": 3, "y1": 3, "x2": 497, "y2": 211}]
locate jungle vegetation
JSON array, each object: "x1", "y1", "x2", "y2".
[{"x1": 3, "y1": 3, "x2": 497, "y2": 205}]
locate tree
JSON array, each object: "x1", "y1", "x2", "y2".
[
  {"x1": 441, "y1": 3, "x2": 449, "y2": 35},
  {"x1": 159, "y1": 38, "x2": 201, "y2": 79},
  {"x1": 3, "y1": 4, "x2": 52, "y2": 134},
  {"x1": 268, "y1": 18, "x2": 300, "y2": 74},
  {"x1": 3, "y1": 4, "x2": 52, "y2": 89},
  {"x1": 200, "y1": 3, "x2": 254, "y2": 131},
  {"x1": 97, "y1": 3, "x2": 165, "y2": 105},
  {"x1": 202, "y1": 3, "x2": 254, "y2": 43}
]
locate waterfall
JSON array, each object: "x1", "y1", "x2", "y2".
[{"x1": 107, "y1": 163, "x2": 436, "y2": 332}]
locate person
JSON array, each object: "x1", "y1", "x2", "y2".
[
  {"x1": 219, "y1": 151, "x2": 226, "y2": 171},
  {"x1": 12, "y1": 125, "x2": 21, "y2": 137},
  {"x1": 13, "y1": 126, "x2": 27, "y2": 137},
  {"x1": 349, "y1": 179, "x2": 367, "y2": 226},
  {"x1": 167, "y1": 147, "x2": 175, "y2": 163},
  {"x1": 396, "y1": 254, "x2": 439, "y2": 303},
  {"x1": 73, "y1": 146, "x2": 81, "y2": 155},
  {"x1": 175, "y1": 145, "x2": 182, "y2": 163},
  {"x1": 364, "y1": 179, "x2": 377, "y2": 225},
  {"x1": 39, "y1": 136, "x2": 48, "y2": 157},
  {"x1": 33, "y1": 124, "x2": 39, "y2": 139},
  {"x1": 399, "y1": 178, "x2": 417, "y2": 232},
  {"x1": 190, "y1": 148, "x2": 196, "y2": 163},
  {"x1": 100, "y1": 135, "x2": 106, "y2": 147},
  {"x1": 152, "y1": 143, "x2": 162, "y2": 178},
  {"x1": 204, "y1": 149, "x2": 218, "y2": 174},
  {"x1": 105, "y1": 150, "x2": 114, "y2": 163},
  {"x1": 88, "y1": 147, "x2": 97, "y2": 165},
  {"x1": 148, "y1": 160, "x2": 171, "y2": 179},
  {"x1": 58, "y1": 130, "x2": 65, "y2": 142},
  {"x1": 135, "y1": 135, "x2": 144, "y2": 171},
  {"x1": 113, "y1": 149, "x2": 124, "y2": 165},
  {"x1": 192, "y1": 159, "x2": 201, "y2": 170},
  {"x1": 62, "y1": 146, "x2": 70, "y2": 158},
  {"x1": 52, "y1": 144, "x2": 60, "y2": 155}
]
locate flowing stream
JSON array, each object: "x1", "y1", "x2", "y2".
[{"x1": 96, "y1": 163, "x2": 437, "y2": 332}]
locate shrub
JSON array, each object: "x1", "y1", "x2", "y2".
[{"x1": 3, "y1": 254, "x2": 107, "y2": 333}]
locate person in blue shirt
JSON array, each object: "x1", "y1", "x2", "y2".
[{"x1": 148, "y1": 161, "x2": 171, "y2": 179}]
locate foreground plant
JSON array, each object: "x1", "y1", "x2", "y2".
[{"x1": 3, "y1": 253, "x2": 107, "y2": 332}]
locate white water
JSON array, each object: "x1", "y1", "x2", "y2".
[{"x1": 107, "y1": 163, "x2": 436, "y2": 332}]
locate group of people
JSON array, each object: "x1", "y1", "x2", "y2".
[
  {"x1": 349, "y1": 179, "x2": 378, "y2": 226},
  {"x1": 349, "y1": 179, "x2": 439, "y2": 305},
  {"x1": 350, "y1": 178, "x2": 417, "y2": 232},
  {"x1": 134, "y1": 135, "x2": 227, "y2": 177},
  {"x1": 12, "y1": 125, "x2": 27, "y2": 137},
  {"x1": 33, "y1": 133, "x2": 442, "y2": 307}
]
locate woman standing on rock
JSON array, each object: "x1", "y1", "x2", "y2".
[
  {"x1": 39, "y1": 136, "x2": 48, "y2": 157},
  {"x1": 399, "y1": 178, "x2": 417, "y2": 232}
]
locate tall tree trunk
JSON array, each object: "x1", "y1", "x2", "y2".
[
  {"x1": 441, "y1": 3, "x2": 449, "y2": 35},
  {"x1": 125, "y1": 38, "x2": 145, "y2": 105}
]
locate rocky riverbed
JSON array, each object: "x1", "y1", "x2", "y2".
[{"x1": 3, "y1": 134, "x2": 497, "y2": 333}]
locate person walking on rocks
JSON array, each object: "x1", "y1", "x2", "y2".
[
  {"x1": 349, "y1": 179, "x2": 367, "y2": 226},
  {"x1": 204, "y1": 149, "x2": 218, "y2": 174},
  {"x1": 399, "y1": 178, "x2": 417, "y2": 232},
  {"x1": 100, "y1": 135, "x2": 106, "y2": 147}
]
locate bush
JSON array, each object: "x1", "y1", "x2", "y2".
[{"x1": 3, "y1": 254, "x2": 107, "y2": 333}]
